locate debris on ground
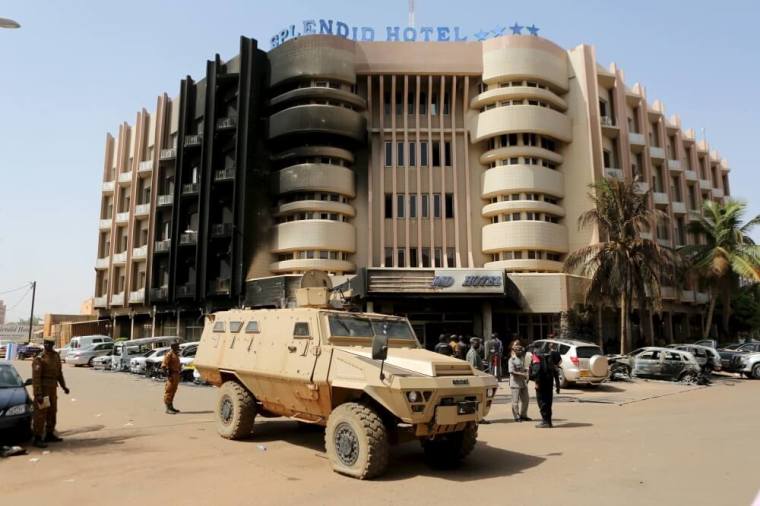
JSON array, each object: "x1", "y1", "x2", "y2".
[
  {"x1": 256, "y1": 445, "x2": 267, "y2": 452},
  {"x1": 1, "y1": 446, "x2": 27, "y2": 458}
]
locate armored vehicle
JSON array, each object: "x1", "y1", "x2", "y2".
[{"x1": 194, "y1": 275, "x2": 497, "y2": 479}]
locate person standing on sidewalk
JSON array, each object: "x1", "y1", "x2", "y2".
[
  {"x1": 508, "y1": 340, "x2": 531, "y2": 422},
  {"x1": 532, "y1": 345, "x2": 561, "y2": 428},
  {"x1": 485, "y1": 333, "x2": 504, "y2": 380},
  {"x1": 161, "y1": 342, "x2": 182, "y2": 414},
  {"x1": 31, "y1": 338, "x2": 70, "y2": 448}
]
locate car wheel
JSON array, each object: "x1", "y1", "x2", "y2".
[
  {"x1": 679, "y1": 371, "x2": 697, "y2": 384},
  {"x1": 752, "y1": 364, "x2": 760, "y2": 380},
  {"x1": 88, "y1": 357, "x2": 94, "y2": 367},
  {"x1": 325, "y1": 402, "x2": 389, "y2": 480},
  {"x1": 215, "y1": 381, "x2": 257, "y2": 440}
]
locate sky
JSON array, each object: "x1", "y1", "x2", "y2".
[{"x1": 0, "y1": 0, "x2": 758, "y2": 321}]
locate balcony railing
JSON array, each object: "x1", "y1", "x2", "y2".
[
  {"x1": 649, "y1": 146, "x2": 666, "y2": 160},
  {"x1": 150, "y1": 286, "x2": 168, "y2": 301},
  {"x1": 672, "y1": 201, "x2": 687, "y2": 214},
  {"x1": 159, "y1": 147, "x2": 177, "y2": 161},
  {"x1": 176, "y1": 284, "x2": 196, "y2": 298},
  {"x1": 688, "y1": 209, "x2": 701, "y2": 222},
  {"x1": 132, "y1": 245, "x2": 148, "y2": 259},
  {"x1": 134, "y1": 203, "x2": 151, "y2": 217},
  {"x1": 712, "y1": 187, "x2": 724, "y2": 198},
  {"x1": 102, "y1": 181, "x2": 115, "y2": 193},
  {"x1": 212, "y1": 278, "x2": 231, "y2": 294},
  {"x1": 118, "y1": 171, "x2": 133, "y2": 184},
  {"x1": 95, "y1": 257, "x2": 110, "y2": 269},
  {"x1": 211, "y1": 223, "x2": 234, "y2": 238},
  {"x1": 99, "y1": 218, "x2": 112, "y2": 230},
  {"x1": 214, "y1": 168, "x2": 235, "y2": 182},
  {"x1": 179, "y1": 232, "x2": 197, "y2": 246},
  {"x1": 111, "y1": 292, "x2": 125, "y2": 306},
  {"x1": 633, "y1": 181, "x2": 649, "y2": 194},
  {"x1": 604, "y1": 167, "x2": 624, "y2": 180},
  {"x1": 128, "y1": 289, "x2": 145, "y2": 304},
  {"x1": 600, "y1": 116, "x2": 616, "y2": 127},
  {"x1": 94, "y1": 296, "x2": 108, "y2": 308},
  {"x1": 629, "y1": 132, "x2": 646, "y2": 146},
  {"x1": 157, "y1": 194, "x2": 174, "y2": 207},
  {"x1": 653, "y1": 192, "x2": 669, "y2": 206},
  {"x1": 667, "y1": 159, "x2": 682, "y2": 172},
  {"x1": 116, "y1": 211, "x2": 130, "y2": 224},
  {"x1": 154, "y1": 239, "x2": 171, "y2": 253},
  {"x1": 699, "y1": 179, "x2": 712, "y2": 190},
  {"x1": 216, "y1": 117, "x2": 237, "y2": 130},
  {"x1": 112, "y1": 251, "x2": 128, "y2": 264},
  {"x1": 184, "y1": 134, "x2": 203, "y2": 147},
  {"x1": 182, "y1": 182, "x2": 199, "y2": 195},
  {"x1": 685, "y1": 170, "x2": 698, "y2": 182},
  {"x1": 138, "y1": 160, "x2": 153, "y2": 173}
]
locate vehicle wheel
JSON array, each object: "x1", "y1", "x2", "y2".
[
  {"x1": 558, "y1": 368, "x2": 569, "y2": 388},
  {"x1": 421, "y1": 422, "x2": 478, "y2": 468},
  {"x1": 752, "y1": 364, "x2": 760, "y2": 380},
  {"x1": 88, "y1": 357, "x2": 94, "y2": 367},
  {"x1": 216, "y1": 381, "x2": 257, "y2": 440},
  {"x1": 325, "y1": 402, "x2": 389, "y2": 480},
  {"x1": 679, "y1": 371, "x2": 697, "y2": 384}
]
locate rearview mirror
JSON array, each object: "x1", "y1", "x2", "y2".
[
  {"x1": 372, "y1": 333, "x2": 388, "y2": 361},
  {"x1": 24, "y1": 378, "x2": 33, "y2": 387}
]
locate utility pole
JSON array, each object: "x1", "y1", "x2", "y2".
[
  {"x1": 27, "y1": 281, "x2": 36, "y2": 342},
  {"x1": 408, "y1": 0, "x2": 415, "y2": 28}
]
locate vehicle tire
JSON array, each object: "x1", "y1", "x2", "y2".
[
  {"x1": 325, "y1": 402, "x2": 389, "y2": 480},
  {"x1": 216, "y1": 381, "x2": 257, "y2": 440},
  {"x1": 752, "y1": 364, "x2": 760, "y2": 380},
  {"x1": 88, "y1": 357, "x2": 94, "y2": 367},
  {"x1": 679, "y1": 371, "x2": 697, "y2": 384},
  {"x1": 422, "y1": 422, "x2": 478, "y2": 468}
]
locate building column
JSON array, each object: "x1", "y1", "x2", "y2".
[
  {"x1": 130, "y1": 312, "x2": 135, "y2": 340},
  {"x1": 665, "y1": 312, "x2": 674, "y2": 344},
  {"x1": 176, "y1": 309, "x2": 181, "y2": 337},
  {"x1": 481, "y1": 302, "x2": 492, "y2": 339},
  {"x1": 151, "y1": 306, "x2": 156, "y2": 337}
]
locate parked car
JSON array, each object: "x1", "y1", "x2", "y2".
[
  {"x1": 68, "y1": 335, "x2": 112, "y2": 352},
  {"x1": 112, "y1": 336, "x2": 182, "y2": 372},
  {"x1": 131, "y1": 348, "x2": 170, "y2": 375},
  {"x1": 56, "y1": 344, "x2": 72, "y2": 361},
  {"x1": 145, "y1": 342, "x2": 198, "y2": 378},
  {"x1": 179, "y1": 343, "x2": 199, "y2": 381},
  {"x1": 718, "y1": 341, "x2": 760, "y2": 372},
  {"x1": 626, "y1": 347, "x2": 701, "y2": 381},
  {"x1": 91, "y1": 354, "x2": 113, "y2": 370},
  {"x1": 66, "y1": 342, "x2": 114, "y2": 367},
  {"x1": 667, "y1": 344, "x2": 722, "y2": 371},
  {"x1": 16, "y1": 344, "x2": 43, "y2": 360},
  {"x1": 527, "y1": 339, "x2": 609, "y2": 387},
  {"x1": 0, "y1": 362, "x2": 33, "y2": 440},
  {"x1": 737, "y1": 352, "x2": 760, "y2": 379},
  {"x1": 694, "y1": 339, "x2": 718, "y2": 349}
]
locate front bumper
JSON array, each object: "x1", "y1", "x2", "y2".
[
  {"x1": 66, "y1": 355, "x2": 90, "y2": 366},
  {"x1": 0, "y1": 412, "x2": 32, "y2": 431},
  {"x1": 565, "y1": 368, "x2": 607, "y2": 384}
]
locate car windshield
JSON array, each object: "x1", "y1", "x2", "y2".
[
  {"x1": 576, "y1": 346, "x2": 602, "y2": 358},
  {"x1": 181, "y1": 346, "x2": 197, "y2": 357},
  {"x1": 0, "y1": 365, "x2": 23, "y2": 388},
  {"x1": 328, "y1": 314, "x2": 416, "y2": 341}
]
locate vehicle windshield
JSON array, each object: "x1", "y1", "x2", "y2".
[
  {"x1": 327, "y1": 314, "x2": 416, "y2": 342},
  {"x1": 0, "y1": 365, "x2": 24, "y2": 388}
]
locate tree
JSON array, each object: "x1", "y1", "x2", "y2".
[
  {"x1": 679, "y1": 200, "x2": 760, "y2": 338},
  {"x1": 564, "y1": 178, "x2": 675, "y2": 353},
  {"x1": 729, "y1": 284, "x2": 760, "y2": 337}
]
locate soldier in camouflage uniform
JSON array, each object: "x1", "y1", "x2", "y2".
[
  {"x1": 31, "y1": 338, "x2": 70, "y2": 448},
  {"x1": 161, "y1": 342, "x2": 181, "y2": 414}
]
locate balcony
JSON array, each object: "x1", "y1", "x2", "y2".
[
  {"x1": 176, "y1": 284, "x2": 196, "y2": 299},
  {"x1": 184, "y1": 134, "x2": 203, "y2": 148},
  {"x1": 685, "y1": 170, "x2": 698, "y2": 182},
  {"x1": 600, "y1": 116, "x2": 616, "y2": 128},
  {"x1": 150, "y1": 286, "x2": 168, "y2": 302},
  {"x1": 211, "y1": 278, "x2": 231, "y2": 294},
  {"x1": 118, "y1": 171, "x2": 133, "y2": 184},
  {"x1": 214, "y1": 168, "x2": 235, "y2": 182},
  {"x1": 696, "y1": 292, "x2": 709, "y2": 304},
  {"x1": 633, "y1": 181, "x2": 649, "y2": 194},
  {"x1": 712, "y1": 187, "x2": 724, "y2": 199},
  {"x1": 688, "y1": 209, "x2": 701, "y2": 222},
  {"x1": 649, "y1": 146, "x2": 666, "y2": 160},
  {"x1": 211, "y1": 223, "x2": 234, "y2": 238},
  {"x1": 132, "y1": 245, "x2": 147, "y2": 260},
  {"x1": 216, "y1": 117, "x2": 237, "y2": 131},
  {"x1": 604, "y1": 167, "x2": 624, "y2": 180},
  {"x1": 94, "y1": 296, "x2": 107, "y2": 308},
  {"x1": 134, "y1": 203, "x2": 151, "y2": 217},
  {"x1": 157, "y1": 194, "x2": 173, "y2": 207},
  {"x1": 159, "y1": 147, "x2": 176, "y2": 161},
  {"x1": 182, "y1": 182, "x2": 199, "y2": 196},
  {"x1": 154, "y1": 239, "x2": 171, "y2": 253},
  {"x1": 179, "y1": 232, "x2": 197, "y2": 246},
  {"x1": 102, "y1": 181, "x2": 115, "y2": 193},
  {"x1": 672, "y1": 201, "x2": 687, "y2": 214},
  {"x1": 628, "y1": 132, "x2": 646, "y2": 148},
  {"x1": 99, "y1": 218, "x2": 112, "y2": 230},
  {"x1": 667, "y1": 159, "x2": 682, "y2": 172},
  {"x1": 115, "y1": 211, "x2": 130, "y2": 224},
  {"x1": 681, "y1": 290, "x2": 695, "y2": 303},
  {"x1": 653, "y1": 192, "x2": 669, "y2": 206},
  {"x1": 138, "y1": 160, "x2": 153, "y2": 173},
  {"x1": 661, "y1": 286, "x2": 676, "y2": 300},
  {"x1": 111, "y1": 292, "x2": 125, "y2": 306},
  {"x1": 640, "y1": 231, "x2": 653, "y2": 240},
  {"x1": 699, "y1": 179, "x2": 712, "y2": 191},
  {"x1": 112, "y1": 251, "x2": 128, "y2": 264},
  {"x1": 600, "y1": 116, "x2": 618, "y2": 138},
  {"x1": 95, "y1": 257, "x2": 110, "y2": 269},
  {"x1": 128, "y1": 289, "x2": 145, "y2": 304}
]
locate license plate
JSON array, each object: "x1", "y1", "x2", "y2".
[
  {"x1": 579, "y1": 370, "x2": 590, "y2": 378},
  {"x1": 457, "y1": 401, "x2": 478, "y2": 415}
]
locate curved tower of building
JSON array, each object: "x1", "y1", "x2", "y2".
[
  {"x1": 471, "y1": 37, "x2": 572, "y2": 272},
  {"x1": 267, "y1": 36, "x2": 366, "y2": 275}
]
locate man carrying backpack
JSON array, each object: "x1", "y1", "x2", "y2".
[{"x1": 531, "y1": 344, "x2": 562, "y2": 428}]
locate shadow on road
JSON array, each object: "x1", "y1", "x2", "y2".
[
  {"x1": 244, "y1": 420, "x2": 325, "y2": 452},
  {"x1": 59, "y1": 425, "x2": 106, "y2": 436},
  {"x1": 176, "y1": 410, "x2": 214, "y2": 415}
]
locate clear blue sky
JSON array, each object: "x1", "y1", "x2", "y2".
[{"x1": 1, "y1": 0, "x2": 758, "y2": 321}]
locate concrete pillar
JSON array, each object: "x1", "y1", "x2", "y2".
[
  {"x1": 176, "y1": 309, "x2": 181, "y2": 337},
  {"x1": 481, "y1": 302, "x2": 492, "y2": 339},
  {"x1": 130, "y1": 312, "x2": 135, "y2": 340},
  {"x1": 151, "y1": 306, "x2": 156, "y2": 337},
  {"x1": 665, "y1": 312, "x2": 674, "y2": 344}
]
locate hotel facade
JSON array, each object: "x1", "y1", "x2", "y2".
[{"x1": 92, "y1": 33, "x2": 731, "y2": 349}]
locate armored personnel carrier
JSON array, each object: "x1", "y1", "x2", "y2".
[{"x1": 194, "y1": 272, "x2": 497, "y2": 479}]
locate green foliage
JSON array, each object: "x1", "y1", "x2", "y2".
[{"x1": 730, "y1": 284, "x2": 760, "y2": 336}]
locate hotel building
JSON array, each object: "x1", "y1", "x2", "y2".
[{"x1": 92, "y1": 33, "x2": 731, "y2": 347}]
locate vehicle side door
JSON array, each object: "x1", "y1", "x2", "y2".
[
  {"x1": 662, "y1": 351, "x2": 685, "y2": 379},
  {"x1": 284, "y1": 317, "x2": 324, "y2": 417},
  {"x1": 634, "y1": 350, "x2": 660, "y2": 377}
]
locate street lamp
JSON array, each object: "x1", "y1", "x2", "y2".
[{"x1": 0, "y1": 18, "x2": 20, "y2": 29}]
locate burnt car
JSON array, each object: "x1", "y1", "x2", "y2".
[
  {"x1": 718, "y1": 342, "x2": 760, "y2": 372},
  {"x1": 611, "y1": 347, "x2": 701, "y2": 382},
  {"x1": 667, "y1": 344, "x2": 722, "y2": 372}
]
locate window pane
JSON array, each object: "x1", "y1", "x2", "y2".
[
  {"x1": 446, "y1": 247, "x2": 455, "y2": 267},
  {"x1": 434, "y1": 247, "x2": 442, "y2": 267},
  {"x1": 229, "y1": 321, "x2": 244, "y2": 333},
  {"x1": 397, "y1": 194, "x2": 405, "y2": 218},
  {"x1": 444, "y1": 141, "x2": 451, "y2": 166},
  {"x1": 421, "y1": 195, "x2": 429, "y2": 218},
  {"x1": 420, "y1": 142, "x2": 429, "y2": 166},
  {"x1": 293, "y1": 322, "x2": 310, "y2": 337},
  {"x1": 433, "y1": 194, "x2": 441, "y2": 218},
  {"x1": 213, "y1": 321, "x2": 225, "y2": 333},
  {"x1": 397, "y1": 248, "x2": 405, "y2": 267},
  {"x1": 384, "y1": 141, "x2": 392, "y2": 167},
  {"x1": 445, "y1": 193, "x2": 454, "y2": 218},
  {"x1": 245, "y1": 321, "x2": 260, "y2": 333},
  {"x1": 419, "y1": 92, "x2": 427, "y2": 114},
  {"x1": 410, "y1": 247, "x2": 418, "y2": 267},
  {"x1": 397, "y1": 142, "x2": 404, "y2": 166},
  {"x1": 421, "y1": 248, "x2": 431, "y2": 267},
  {"x1": 409, "y1": 194, "x2": 417, "y2": 218},
  {"x1": 384, "y1": 247, "x2": 393, "y2": 266},
  {"x1": 409, "y1": 142, "x2": 416, "y2": 167},
  {"x1": 384, "y1": 194, "x2": 392, "y2": 218},
  {"x1": 432, "y1": 142, "x2": 441, "y2": 166}
]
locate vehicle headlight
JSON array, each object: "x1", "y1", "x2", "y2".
[
  {"x1": 5, "y1": 404, "x2": 29, "y2": 416},
  {"x1": 487, "y1": 387, "x2": 497, "y2": 398},
  {"x1": 406, "y1": 391, "x2": 420, "y2": 403}
]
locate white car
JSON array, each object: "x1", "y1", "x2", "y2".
[
  {"x1": 145, "y1": 342, "x2": 199, "y2": 378},
  {"x1": 130, "y1": 348, "x2": 170, "y2": 375},
  {"x1": 528, "y1": 338, "x2": 609, "y2": 387},
  {"x1": 91, "y1": 354, "x2": 113, "y2": 370},
  {"x1": 738, "y1": 352, "x2": 760, "y2": 379}
]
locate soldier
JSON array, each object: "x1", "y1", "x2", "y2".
[
  {"x1": 434, "y1": 334, "x2": 453, "y2": 356},
  {"x1": 466, "y1": 338, "x2": 483, "y2": 370},
  {"x1": 485, "y1": 333, "x2": 504, "y2": 379},
  {"x1": 161, "y1": 342, "x2": 182, "y2": 414},
  {"x1": 532, "y1": 344, "x2": 562, "y2": 428},
  {"x1": 31, "y1": 338, "x2": 70, "y2": 448}
]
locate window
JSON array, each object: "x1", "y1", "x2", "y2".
[
  {"x1": 384, "y1": 194, "x2": 392, "y2": 218},
  {"x1": 397, "y1": 142, "x2": 405, "y2": 166},
  {"x1": 523, "y1": 133, "x2": 537, "y2": 146},
  {"x1": 384, "y1": 142, "x2": 392, "y2": 167},
  {"x1": 409, "y1": 194, "x2": 417, "y2": 218},
  {"x1": 434, "y1": 247, "x2": 442, "y2": 267},
  {"x1": 599, "y1": 99, "x2": 608, "y2": 118},
  {"x1": 410, "y1": 247, "x2": 418, "y2": 267},
  {"x1": 431, "y1": 94, "x2": 438, "y2": 115},
  {"x1": 420, "y1": 141, "x2": 428, "y2": 166},
  {"x1": 409, "y1": 142, "x2": 416, "y2": 167},
  {"x1": 384, "y1": 247, "x2": 393, "y2": 267},
  {"x1": 446, "y1": 247, "x2": 455, "y2": 267},
  {"x1": 407, "y1": 91, "x2": 415, "y2": 114},
  {"x1": 442, "y1": 92, "x2": 450, "y2": 115},
  {"x1": 665, "y1": 352, "x2": 682, "y2": 361},
  {"x1": 397, "y1": 248, "x2": 405, "y2": 267},
  {"x1": 444, "y1": 141, "x2": 451, "y2": 166},
  {"x1": 245, "y1": 321, "x2": 260, "y2": 333},
  {"x1": 421, "y1": 194, "x2": 429, "y2": 218},
  {"x1": 419, "y1": 92, "x2": 427, "y2": 114},
  {"x1": 603, "y1": 150, "x2": 611, "y2": 168},
  {"x1": 433, "y1": 194, "x2": 441, "y2": 218},
  {"x1": 444, "y1": 193, "x2": 454, "y2": 218},
  {"x1": 421, "y1": 248, "x2": 431, "y2": 267},
  {"x1": 213, "y1": 321, "x2": 225, "y2": 333},
  {"x1": 229, "y1": 321, "x2": 243, "y2": 333},
  {"x1": 432, "y1": 141, "x2": 441, "y2": 166},
  {"x1": 397, "y1": 194, "x2": 405, "y2": 218},
  {"x1": 293, "y1": 322, "x2": 310, "y2": 337}
]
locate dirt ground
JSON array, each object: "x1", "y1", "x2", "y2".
[{"x1": 2, "y1": 361, "x2": 758, "y2": 506}]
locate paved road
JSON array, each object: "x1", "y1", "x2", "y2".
[{"x1": 2, "y1": 361, "x2": 758, "y2": 506}]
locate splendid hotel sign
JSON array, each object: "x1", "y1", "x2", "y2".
[
  {"x1": 430, "y1": 270, "x2": 504, "y2": 294},
  {"x1": 270, "y1": 19, "x2": 540, "y2": 48}
]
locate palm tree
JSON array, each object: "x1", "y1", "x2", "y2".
[
  {"x1": 678, "y1": 199, "x2": 760, "y2": 338},
  {"x1": 564, "y1": 178, "x2": 675, "y2": 353}
]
